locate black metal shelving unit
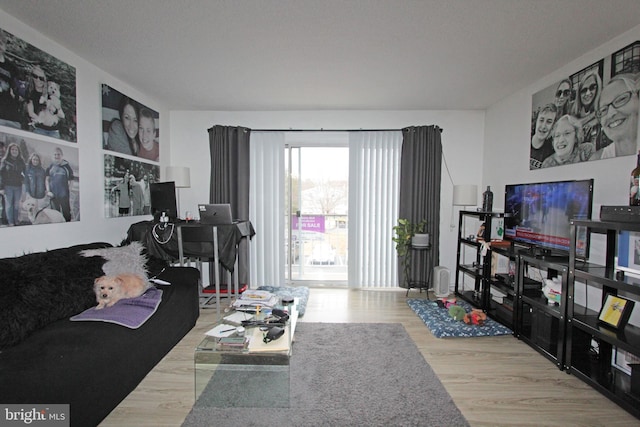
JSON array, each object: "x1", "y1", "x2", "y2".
[
  {"x1": 567, "y1": 219, "x2": 640, "y2": 420},
  {"x1": 454, "y1": 210, "x2": 516, "y2": 330},
  {"x1": 516, "y1": 253, "x2": 568, "y2": 369}
]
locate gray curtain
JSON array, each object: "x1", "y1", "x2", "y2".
[
  {"x1": 398, "y1": 125, "x2": 442, "y2": 288},
  {"x1": 207, "y1": 125, "x2": 251, "y2": 285}
]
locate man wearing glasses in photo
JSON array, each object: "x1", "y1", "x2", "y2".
[{"x1": 592, "y1": 73, "x2": 640, "y2": 160}]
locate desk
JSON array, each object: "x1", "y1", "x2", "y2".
[
  {"x1": 126, "y1": 221, "x2": 255, "y2": 303},
  {"x1": 127, "y1": 220, "x2": 254, "y2": 270}
]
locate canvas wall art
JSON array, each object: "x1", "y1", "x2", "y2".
[
  {"x1": 0, "y1": 27, "x2": 77, "y2": 142},
  {"x1": 101, "y1": 84, "x2": 160, "y2": 162},
  {"x1": 530, "y1": 41, "x2": 640, "y2": 169},
  {"x1": 0, "y1": 131, "x2": 79, "y2": 226},
  {"x1": 103, "y1": 154, "x2": 159, "y2": 218}
]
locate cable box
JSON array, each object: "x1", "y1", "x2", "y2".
[{"x1": 600, "y1": 205, "x2": 640, "y2": 222}]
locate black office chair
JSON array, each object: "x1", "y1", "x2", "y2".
[{"x1": 177, "y1": 224, "x2": 229, "y2": 313}]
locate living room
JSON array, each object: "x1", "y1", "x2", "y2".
[{"x1": 1, "y1": 1, "x2": 640, "y2": 425}]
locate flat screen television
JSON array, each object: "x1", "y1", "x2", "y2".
[
  {"x1": 504, "y1": 179, "x2": 594, "y2": 259},
  {"x1": 150, "y1": 181, "x2": 177, "y2": 221}
]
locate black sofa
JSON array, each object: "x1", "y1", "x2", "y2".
[{"x1": 0, "y1": 242, "x2": 200, "y2": 427}]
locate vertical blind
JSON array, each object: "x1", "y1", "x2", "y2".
[
  {"x1": 248, "y1": 131, "x2": 286, "y2": 287},
  {"x1": 249, "y1": 130, "x2": 402, "y2": 288},
  {"x1": 348, "y1": 131, "x2": 403, "y2": 288}
]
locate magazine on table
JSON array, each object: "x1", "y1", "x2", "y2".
[{"x1": 232, "y1": 290, "x2": 278, "y2": 309}]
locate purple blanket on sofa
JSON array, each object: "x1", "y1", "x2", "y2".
[{"x1": 70, "y1": 287, "x2": 163, "y2": 329}]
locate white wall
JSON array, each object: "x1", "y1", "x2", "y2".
[
  {"x1": 170, "y1": 110, "x2": 485, "y2": 280},
  {"x1": 0, "y1": 11, "x2": 170, "y2": 258}
]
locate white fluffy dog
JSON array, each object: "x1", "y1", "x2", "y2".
[
  {"x1": 23, "y1": 196, "x2": 65, "y2": 224},
  {"x1": 35, "y1": 81, "x2": 65, "y2": 127},
  {"x1": 94, "y1": 274, "x2": 150, "y2": 309}
]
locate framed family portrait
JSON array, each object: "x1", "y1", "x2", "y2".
[{"x1": 598, "y1": 294, "x2": 635, "y2": 329}]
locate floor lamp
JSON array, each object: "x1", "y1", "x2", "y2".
[{"x1": 166, "y1": 166, "x2": 191, "y2": 219}]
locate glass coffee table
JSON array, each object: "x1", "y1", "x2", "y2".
[{"x1": 194, "y1": 301, "x2": 298, "y2": 408}]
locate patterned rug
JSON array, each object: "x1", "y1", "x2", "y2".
[
  {"x1": 256, "y1": 286, "x2": 310, "y2": 316},
  {"x1": 407, "y1": 298, "x2": 513, "y2": 338}
]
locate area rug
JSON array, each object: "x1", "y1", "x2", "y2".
[
  {"x1": 256, "y1": 285, "x2": 310, "y2": 316},
  {"x1": 182, "y1": 322, "x2": 469, "y2": 427},
  {"x1": 407, "y1": 298, "x2": 513, "y2": 338}
]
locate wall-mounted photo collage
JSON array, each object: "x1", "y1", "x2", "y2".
[
  {"x1": 101, "y1": 84, "x2": 160, "y2": 218},
  {"x1": 0, "y1": 27, "x2": 79, "y2": 227}
]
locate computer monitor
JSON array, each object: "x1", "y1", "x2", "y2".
[{"x1": 150, "y1": 181, "x2": 177, "y2": 221}]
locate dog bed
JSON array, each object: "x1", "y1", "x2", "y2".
[
  {"x1": 407, "y1": 298, "x2": 513, "y2": 338},
  {"x1": 256, "y1": 286, "x2": 310, "y2": 316}
]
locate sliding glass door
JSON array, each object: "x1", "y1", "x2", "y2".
[{"x1": 284, "y1": 137, "x2": 348, "y2": 285}]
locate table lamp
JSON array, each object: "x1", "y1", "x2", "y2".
[{"x1": 453, "y1": 184, "x2": 478, "y2": 209}]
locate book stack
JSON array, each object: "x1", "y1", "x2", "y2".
[{"x1": 215, "y1": 336, "x2": 249, "y2": 352}]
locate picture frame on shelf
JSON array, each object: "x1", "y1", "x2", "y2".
[
  {"x1": 616, "y1": 231, "x2": 640, "y2": 278},
  {"x1": 598, "y1": 294, "x2": 635, "y2": 329}
]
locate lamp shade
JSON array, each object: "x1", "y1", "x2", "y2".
[
  {"x1": 165, "y1": 166, "x2": 191, "y2": 188},
  {"x1": 453, "y1": 184, "x2": 478, "y2": 206}
]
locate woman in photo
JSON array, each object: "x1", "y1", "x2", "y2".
[
  {"x1": 542, "y1": 114, "x2": 594, "y2": 167},
  {"x1": 106, "y1": 97, "x2": 139, "y2": 156},
  {"x1": 24, "y1": 152, "x2": 47, "y2": 209},
  {"x1": 572, "y1": 70, "x2": 603, "y2": 146},
  {"x1": 25, "y1": 65, "x2": 61, "y2": 139},
  {"x1": 554, "y1": 79, "x2": 574, "y2": 117},
  {"x1": 592, "y1": 73, "x2": 640, "y2": 159},
  {"x1": 0, "y1": 142, "x2": 25, "y2": 226}
]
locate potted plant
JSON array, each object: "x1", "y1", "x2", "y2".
[{"x1": 393, "y1": 218, "x2": 428, "y2": 286}]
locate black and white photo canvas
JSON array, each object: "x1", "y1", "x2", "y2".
[
  {"x1": 530, "y1": 41, "x2": 640, "y2": 169},
  {"x1": 0, "y1": 131, "x2": 79, "y2": 226},
  {"x1": 0, "y1": 27, "x2": 77, "y2": 142},
  {"x1": 103, "y1": 154, "x2": 159, "y2": 219},
  {"x1": 101, "y1": 84, "x2": 160, "y2": 162}
]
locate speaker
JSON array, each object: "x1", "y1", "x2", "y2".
[{"x1": 433, "y1": 266, "x2": 450, "y2": 297}]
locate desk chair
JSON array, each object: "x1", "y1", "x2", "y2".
[{"x1": 177, "y1": 224, "x2": 236, "y2": 315}]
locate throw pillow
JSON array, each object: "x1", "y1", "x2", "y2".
[{"x1": 80, "y1": 241, "x2": 149, "y2": 280}]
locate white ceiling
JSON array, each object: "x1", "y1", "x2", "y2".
[{"x1": 1, "y1": 0, "x2": 640, "y2": 111}]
